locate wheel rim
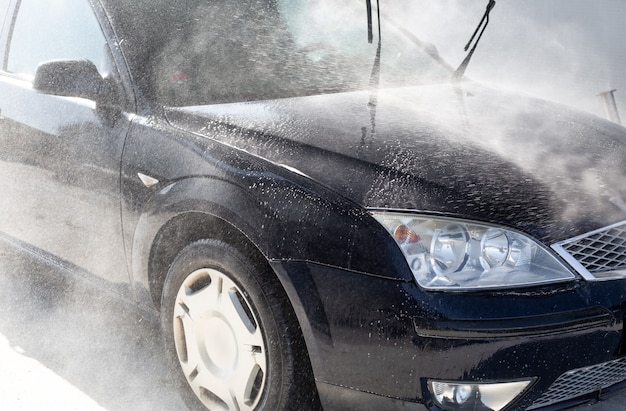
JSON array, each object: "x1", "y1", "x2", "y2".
[{"x1": 173, "y1": 268, "x2": 267, "y2": 411}]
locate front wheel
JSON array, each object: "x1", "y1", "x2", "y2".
[{"x1": 160, "y1": 239, "x2": 318, "y2": 410}]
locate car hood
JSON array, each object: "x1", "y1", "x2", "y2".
[{"x1": 165, "y1": 82, "x2": 626, "y2": 243}]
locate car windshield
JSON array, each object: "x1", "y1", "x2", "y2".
[{"x1": 149, "y1": 0, "x2": 452, "y2": 106}]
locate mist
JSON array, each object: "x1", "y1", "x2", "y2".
[
  {"x1": 0, "y1": 242, "x2": 185, "y2": 409},
  {"x1": 0, "y1": 1, "x2": 625, "y2": 410},
  {"x1": 391, "y1": 0, "x2": 626, "y2": 120}
]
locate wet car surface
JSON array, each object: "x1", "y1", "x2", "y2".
[{"x1": 0, "y1": 1, "x2": 625, "y2": 410}]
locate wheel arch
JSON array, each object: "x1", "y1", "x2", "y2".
[
  {"x1": 126, "y1": 173, "x2": 271, "y2": 306},
  {"x1": 145, "y1": 210, "x2": 269, "y2": 310}
]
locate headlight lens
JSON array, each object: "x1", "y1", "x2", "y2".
[{"x1": 372, "y1": 212, "x2": 575, "y2": 290}]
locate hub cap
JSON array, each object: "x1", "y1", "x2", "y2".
[{"x1": 173, "y1": 268, "x2": 266, "y2": 411}]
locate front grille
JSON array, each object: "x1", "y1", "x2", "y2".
[
  {"x1": 528, "y1": 357, "x2": 626, "y2": 409},
  {"x1": 552, "y1": 220, "x2": 626, "y2": 280}
]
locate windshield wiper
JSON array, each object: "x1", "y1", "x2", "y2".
[
  {"x1": 364, "y1": 0, "x2": 382, "y2": 90},
  {"x1": 366, "y1": 0, "x2": 381, "y2": 44},
  {"x1": 453, "y1": 0, "x2": 496, "y2": 81},
  {"x1": 365, "y1": 0, "x2": 381, "y2": 144}
]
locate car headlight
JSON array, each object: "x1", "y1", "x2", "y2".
[{"x1": 371, "y1": 211, "x2": 575, "y2": 290}]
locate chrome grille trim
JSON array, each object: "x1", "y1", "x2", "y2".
[
  {"x1": 552, "y1": 220, "x2": 626, "y2": 281},
  {"x1": 528, "y1": 357, "x2": 626, "y2": 409}
]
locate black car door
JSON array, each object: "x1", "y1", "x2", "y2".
[{"x1": 0, "y1": 0, "x2": 133, "y2": 291}]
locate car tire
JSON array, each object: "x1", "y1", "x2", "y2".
[{"x1": 160, "y1": 239, "x2": 319, "y2": 411}]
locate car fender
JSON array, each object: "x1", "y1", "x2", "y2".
[{"x1": 127, "y1": 169, "x2": 412, "y2": 308}]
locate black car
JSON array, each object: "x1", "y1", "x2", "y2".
[{"x1": 1, "y1": 0, "x2": 625, "y2": 410}]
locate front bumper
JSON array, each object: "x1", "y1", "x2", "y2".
[{"x1": 271, "y1": 260, "x2": 626, "y2": 411}]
